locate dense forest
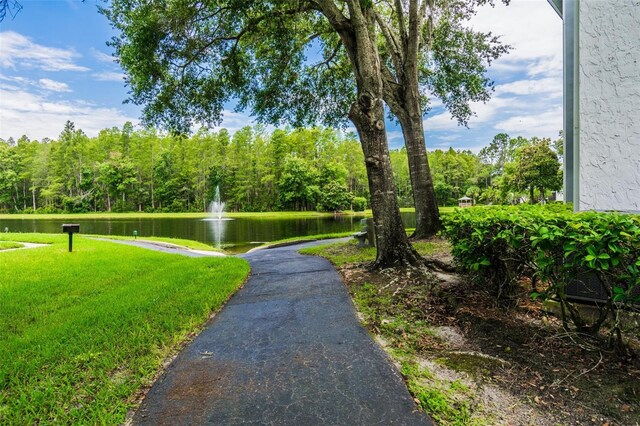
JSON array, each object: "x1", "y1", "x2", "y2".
[{"x1": 0, "y1": 122, "x2": 562, "y2": 213}]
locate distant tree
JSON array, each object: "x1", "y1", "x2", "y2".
[
  {"x1": 390, "y1": 149, "x2": 413, "y2": 206},
  {"x1": 428, "y1": 147, "x2": 483, "y2": 205},
  {"x1": 479, "y1": 133, "x2": 528, "y2": 176},
  {"x1": 552, "y1": 131, "x2": 564, "y2": 162},
  {"x1": 317, "y1": 162, "x2": 352, "y2": 212},
  {"x1": 318, "y1": 181, "x2": 353, "y2": 212},
  {"x1": 0, "y1": 140, "x2": 20, "y2": 211},
  {"x1": 279, "y1": 156, "x2": 318, "y2": 211},
  {"x1": 514, "y1": 139, "x2": 562, "y2": 204},
  {"x1": 465, "y1": 185, "x2": 481, "y2": 200}
]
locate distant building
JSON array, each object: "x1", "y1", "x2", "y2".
[
  {"x1": 458, "y1": 196, "x2": 473, "y2": 208},
  {"x1": 548, "y1": 0, "x2": 640, "y2": 213}
]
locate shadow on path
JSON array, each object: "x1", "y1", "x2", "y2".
[{"x1": 133, "y1": 239, "x2": 431, "y2": 425}]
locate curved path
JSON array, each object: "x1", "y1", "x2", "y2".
[{"x1": 133, "y1": 240, "x2": 431, "y2": 425}]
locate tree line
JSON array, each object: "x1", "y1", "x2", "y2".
[
  {"x1": 0, "y1": 122, "x2": 368, "y2": 214},
  {"x1": 0, "y1": 121, "x2": 561, "y2": 214}
]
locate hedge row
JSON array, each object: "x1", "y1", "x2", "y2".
[{"x1": 442, "y1": 204, "x2": 640, "y2": 348}]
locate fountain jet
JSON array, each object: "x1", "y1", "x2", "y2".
[{"x1": 210, "y1": 186, "x2": 225, "y2": 220}]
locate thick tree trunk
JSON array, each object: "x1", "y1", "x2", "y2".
[
  {"x1": 395, "y1": 105, "x2": 441, "y2": 239},
  {"x1": 330, "y1": 1, "x2": 422, "y2": 268},
  {"x1": 375, "y1": 0, "x2": 441, "y2": 239},
  {"x1": 530, "y1": 186, "x2": 535, "y2": 204},
  {"x1": 382, "y1": 67, "x2": 440, "y2": 238},
  {"x1": 349, "y1": 93, "x2": 421, "y2": 268}
]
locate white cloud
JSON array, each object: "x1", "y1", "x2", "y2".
[
  {"x1": 423, "y1": 112, "x2": 460, "y2": 132},
  {"x1": 495, "y1": 77, "x2": 562, "y2": 97},
  {"x1": 424, "y1": 96, "x2": 522, "y2": 132},
  {"x1": 420, "y1": 1, "x2": 564, "y2": 151},
  {"x1": 494, "y1": 106, "x2": 562, "y2": 138},
  {"x1": 0, "y1": 83, "x2": 137, "y2": 140},
  {"x1": 1, "y1": 74, "x2": 72, "y2": 93},
  {"x1": 211, "y1": 110, "x2": 260, "y2": 134},
  {"x1": 0, "y1": 31, "x2": 89, "y2": 72},
  {"x1": 91, "y1": 48, "x2": 116, "y2": 63},
  {"x1": 386, "y1": 130, "x2": 404, "y2": 142},
  {"x1": 0, "y1": 73, "x2": 29, "y2": 85},
  {"x1": 38, "y1": 78, "x2": 71, "y2": 92},
  {"x1": 93, "y1": 71, "x2": 126, "y2": 82},
  {"x1": 437, "y1": 134, "x2": 461, "y2": 142},
  {"x1": 469, "y1": 0, "x2": 562, "y2": 77}
]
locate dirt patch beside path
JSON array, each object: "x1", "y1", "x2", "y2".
[{"x1": 327, "y1": 241, "x2": 640, "y2": 425}]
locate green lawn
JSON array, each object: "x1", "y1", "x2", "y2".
[
  {"x1": 91, "y1": 235, "x2": 223, "y2": 252},
  {"x1": 300, "y1": 238, "x2": 451, "y2": 267},
  {"x1": 0, "y1": 241, "x2": 23, "y2": 251},
  {"x1": 254, "y1": 231, "x2": 355, "y2": 249},
  {"x1": 0, "y1": 233, "x2": 249, "y2": 424}
]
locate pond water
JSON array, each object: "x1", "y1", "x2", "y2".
[{"x1": 0, "y1": 213, "x2": 417, "y2": 253}]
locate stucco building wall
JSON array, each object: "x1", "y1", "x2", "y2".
[{"x1": 577, "y1": 0, "x2": 640, "y2": 212}]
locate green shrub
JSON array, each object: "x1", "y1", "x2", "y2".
[
  {"x1": 443, "y1": 205, "x2": 640, "y2": 349},
  {"x1": 352, "y1": 196, "x2": 368, "y2": 212}
]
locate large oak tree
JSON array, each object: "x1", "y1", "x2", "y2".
[{"x1": 104, "y1": 0, "x2": 422, "y2": 267}]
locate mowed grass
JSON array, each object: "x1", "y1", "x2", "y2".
[
  {"x1": 0, "y1": 233, "x2": 249, "y2": 424},
  {"x1": 91, "y1": 235, "x2": 223, "y2": 252},
  {"x1": 256, "y1": 232, "x2": 355, "y2": 249},
  {"x1": 0, "y1": 242, "x2": 23, "y2": 251},
  {"x1": 300, "y1": 238, "x2": 450, "y2": 267}
]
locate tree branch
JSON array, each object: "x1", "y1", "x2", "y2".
[
  {"x1": 178, "y1": 5, "x2": 314, "y2": 73},
  {"x1": 312, "y1": 40, "x2": 344, "y2": 70},
  {"x1": 394, "y1": 0, "x2": 408, "y2": 51},
  {"x1": 374, "y1": 11, "x2": 403, "y2": 74},
  {"x1": 309, "y1": 0, "x2": 352, "y2": 34}
]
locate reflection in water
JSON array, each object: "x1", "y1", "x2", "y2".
[{"x1": 207, "y1": 218, "x2": 227, "y2": 249}]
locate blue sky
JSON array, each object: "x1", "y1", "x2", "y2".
[{"x1": 0, "y1": 0, "x2": 563, "y2": 152}]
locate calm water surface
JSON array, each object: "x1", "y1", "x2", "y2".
[{"x1": 0, "y1": 213, "x2": 417, "y2": 253}]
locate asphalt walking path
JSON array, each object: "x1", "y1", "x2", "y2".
[{"x1": 132, "y1": 240, "x2": 431, "y2": 425}]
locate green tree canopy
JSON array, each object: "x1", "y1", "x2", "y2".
[{"x1": 514, "y1": 138, "x2": 562, "y2": 204}]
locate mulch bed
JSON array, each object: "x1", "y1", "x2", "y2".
[{"x1": 337, "y1": 254, "x2": 640, "y2": 425}]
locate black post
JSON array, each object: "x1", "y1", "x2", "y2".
[{"x1": 62, "y1": 224, "x2": 80, "y2": 253}]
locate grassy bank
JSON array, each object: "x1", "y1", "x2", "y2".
[
  {"x1": 300, "y1": 239, "x2": 449, "y2": 266},
  {"x1": 91, "y1": 235, "x2": 223, "y2": 252},
  {"x1": 0, "y1": 241, "x2": 23, "y2": 251},
  {"x1": 0, "y1": 233, "x2": 249, "y2": 424},
  {"x1": 252, "y1": 232, "x2": 355, "y2": 250},
  {"x1": 0, "y1": 206, "x2": 455, "y2": 221}
]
